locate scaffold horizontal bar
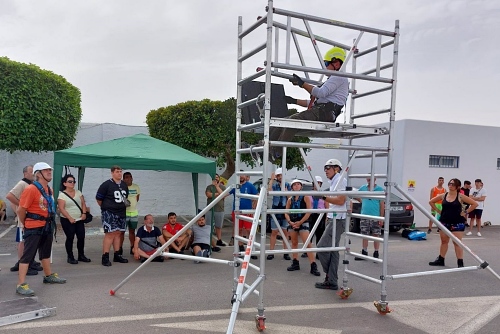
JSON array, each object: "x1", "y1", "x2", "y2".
[
  {"x1": 345, "y1": 269, "x2": 383, "y2": 284},
  {"x1": 361, "y1": 63, "x2": 393, "y2": 76},
  {"x1": 348, "y1": 250, "x2": 383, "y2": 263},
  {"x1": 235, "y1": 214, "x2": 256, "y2": 222},
  {"x1": 235, "y1": 170, "x2": 263, "y2": 176},
  {"x1": 272, "y1": 21, "x2": 350, "y2": 50},
  {"x1": 161, "y1": 252, "x2": 235, "y2": 265},
  {"x1": 237, "y1": 95, "x2": 265, "y2": 109},
  {"x1": 387, "y1": 266, "x2": 480, "y2": 280},
  {"x1": 268, "y1": 136, "x2": 389, "y2": 152},
  {"x1": 351, "y1": 108, "x2": 392, "y2": 119},
  {"x1": 345, "y1": 232, "x2": 384, "y2": 243},
  {"x1": 238, "y1": 69, "x2": 266, "y2": 86},
  {"x1": 237, "y1": 146, "x2": 264, "y2": 154},
  {"x1": 268, "y1": 190, "x2": 385, "y2": 197},
  {"x1": 239, "y1": 15, "x2": 266, "y2": 38},
  {"x1": 352, "y1": 85, "x2": 392, "y2": 99},
  {"x1": 239, "y1": 42, "x2": 267, "y2": 62},
  {"x1": 350, "y1": 213, "x2": 384, "y2": 221},
  {"x1": 234, "y1": 258, "x2": 260, "y2": 272},
  {"x1": 352, "y1": 153, "x2": 388, "y2": 158},
  {"x1": 355, "y1": 39, "x2": 395, "y2": 57},
  {"x1": 349, "y1": 173, "x2": 387, "y2": 178},
  {"x1": 238, "y1": 121, "x2": 264, "y2": 131},
  {"x1": 237, "y1": 193, "x2": 260, "y2": 200},
  {"x1": 262, "y1": 247, "x2": 346, "y2": 255},
  {"x1": 273, "y1": 7, "x2": 395, "y2": 37},
  {"x1": 273, "y1": 62, "x2": 393, "y2": 84}
]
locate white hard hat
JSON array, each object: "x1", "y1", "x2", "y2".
[
  {"x1": 324, "y1": 158, "x2": 342, "y2": 169},
  {"x1": 291, "y1": 179, "x2": 303, "y2": 186},
  {"x1": 275, "y1": 168, "x2": 283, "y2": 175},
  {"x1": 33, "y1": 162, "x2": 52, "y2": 174},
  {"x1": 315, "y1": 176, "x2": 323, "y2": 183}
]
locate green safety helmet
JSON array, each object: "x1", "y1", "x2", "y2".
[{"x1": 324, "y1": 47, "x2": 346, "y2": 63}]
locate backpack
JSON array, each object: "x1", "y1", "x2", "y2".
[{"x1": 407, "y1": 230, "x2": 427, "y2": 241}]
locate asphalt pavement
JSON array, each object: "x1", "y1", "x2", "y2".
[{"x1": 1, "y1": 217, "x2": 500, "y2": 334}]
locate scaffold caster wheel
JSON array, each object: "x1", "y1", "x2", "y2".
[
  {"x1": 255, "y1": 315, "x2": 266, "y2": 332},
  {"x1": 336, "y1": 287, "x2": 353, "y2": 300},
  {"x1": 373, "y1": 301, "x2": 392, "y2": 315}
]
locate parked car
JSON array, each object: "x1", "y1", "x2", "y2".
[{"x1": 350, "y1": 192, "x2": 414, "y2": 233}]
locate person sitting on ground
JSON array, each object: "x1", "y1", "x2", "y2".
[
  {"x1": 190, "y1": 213, "x2": 211, "y2": 263},
  {"x1": 161, "y1": 212, "x2": 191, "y2": 253},
  {"x1": 0, "y1": 198, "x2": 6, "y2": 221},
  {"x1": 133, "y1": 214, "x2": 165, "y2": 263}
]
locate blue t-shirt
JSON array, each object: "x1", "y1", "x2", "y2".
[
  {"x1": 358, "y1": 184, "x2": 384, "y2": 216},
  {"x1": 230, "y1": 181, "x2": 258, "y2": 210},
  {"x1": 271, "y1": 181, "x2": 291, "y2": 207}
]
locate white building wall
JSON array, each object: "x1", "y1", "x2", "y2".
[{"x1": 2, "y1": 119, "x2": 497, "y2": 226}]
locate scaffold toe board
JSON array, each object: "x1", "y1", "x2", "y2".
[{"x1": 0, "y1": 297, "x2": 56, "y2": 327}]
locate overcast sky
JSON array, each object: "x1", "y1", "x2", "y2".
[{"x1": 1, "y1": 0, "x2": 499, "y2": 127}]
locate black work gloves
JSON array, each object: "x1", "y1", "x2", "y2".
[
  {"x1": 289, "y1": 74, "x2": 305, "y2": 87},
  {"x1": 284, "y1": 96, "x2": 296, "y2": 104}
]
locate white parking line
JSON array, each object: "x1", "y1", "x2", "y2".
[{"x1": 0, "y1": 224, "x2": 15, "y2": 239}]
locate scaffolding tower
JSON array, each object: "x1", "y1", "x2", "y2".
[{"x1": 229, "y1": 1, "x2": 500, "y2": 333}]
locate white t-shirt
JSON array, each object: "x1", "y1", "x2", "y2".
[
  {"x1": 327, "y1": 173, "x2": 347, "y2": 219},
  {"x1": 470, "y1": 187, "x2": 486, "y2": 210}
]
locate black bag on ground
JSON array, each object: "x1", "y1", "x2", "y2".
[{"x1": 401, "y1": 228, "x2": 419, "y2": 239}]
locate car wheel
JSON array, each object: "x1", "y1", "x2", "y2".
[{"x1": 350, "y1": 219, "x2": 361, "y2": 233}]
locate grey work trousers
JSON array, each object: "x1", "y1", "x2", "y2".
[{"x1": 317, "y1": 218, "x2": 345, "y2": 285}]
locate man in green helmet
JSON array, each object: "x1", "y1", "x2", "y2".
[{"x1": 269, "y1": 46, "x2": 349, "y2": 161}]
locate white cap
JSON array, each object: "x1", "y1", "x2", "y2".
[
  {"x1": 324, "y1": 158, "x2": 342, "y2": 169},
  {"x1": 315, "y1": 176, "x2": 323, "y2": 183},
  {"x1": 291, "y1": 179, "x2": 303, "y2": 186},
  {"x1": 275, "y1": 168, "x2": 283, "y2": 175},
  {"x1": 33, "y1": 162, "x2": 52, "y2": 174}
]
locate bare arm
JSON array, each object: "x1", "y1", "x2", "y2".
[
  {"x1": 429, "y1": 194, "x2": 445, "y2": 213},
  {"x1": 6, "y1": 192, "x2": 19, "y2": 206},
  {"x1": 461, "y1": 194, "x2": 478, "y2": 212},
  {"x1": 16, "y1": 205, "x2": 27, "y2": 227},
  {"x1": 323, "y1": 194, "x2": 346, "y2": 206}
]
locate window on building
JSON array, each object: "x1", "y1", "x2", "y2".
[
  {"x1": 497, "y1": 158, "x2": 500, "y2": 170},
  {"x1": 429, "y1": 155, "x2": 459, "y2": 168}
]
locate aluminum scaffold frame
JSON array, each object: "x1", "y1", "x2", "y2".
[{"x1": 230, "y1": 1, "x2": 500, "y2": 332}]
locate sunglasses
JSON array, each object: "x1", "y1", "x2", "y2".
[
  {"x1": 324, "y1": 165, "x2": 339, "y2": 171},
  {"x1": 66, "y1": 180, "x2": 75, "y2": 184},
  {"x1": 448, "y1": 182, "x2": 455, "y2": 186}
]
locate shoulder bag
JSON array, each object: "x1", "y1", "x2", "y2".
[{"x1": 62, "y1": 191, "x2": 93, "y2": 224}]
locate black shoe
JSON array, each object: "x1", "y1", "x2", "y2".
[
  {"x1": 67, "y1": 258, "x2": 78, "y2": 265},
  {"x1": 102, "y1": 253, "x2": 112, "y2": 267},
  {"x1": 30, "y1": 261, "x2": 43, "y2": 271},
  {"x1": 130, "y1": 248, "x2": 134, "y2": 255},
  {"x1": 301, "y1": 252, "x2": 308, "y2": 258},
  {"x1": 212, "y1": 246, "x2": 221, "y2": 253},
  {"x1": 283, "y1": 254, "x2": 291, "y2": 261},
  {"x1": 314, "y1": 278, "x2": 338, "y2": 290},
  {"x1": 140, "y1": 257, "x2": 147, "y2": 263},
  {"x1": 26, "y1": 267, "x2": 39, "y2": 276},
  {"x1": 373, "y1": 251, "x2": 379, "y2": 259},
  {"x1": 10, "y1": 261, "x2": 19, "y2": 272},
  {"x1": 287, "y1": 259, "x2": 300, "y2": 271},
  {"x1": 267, "y1": 255, "x2": 274, "y2": 260},
  {"x1": 113, "y1": 254, "x2": 129, "y2": 263},
  {"x1": 310, "y1": 262, "x2": 321, "y2": 276},
  {"x1": 458, "y1": 259, "x2": 464, "y2": 268},
  {"x1": 251, "y1": 255, "x2": 258, "y2": 260},
  {"x1": 429, "y1": 255, "x2": 445, "y2": 266},
  {"x1": 152, "y1": 256, "x2": 164, "y2": 263},
  {"x1": 238, "y1": 245, "x2": 245, "y2": 258},
  {"x1": 78, "y1": 255, "x2": 91, "y2": 263},
  {"x1": 355, "y1": 249, "x2": 368, "y2": 261},
  {"x1": 216, "y1": 239, "x2": 227, "y2": 247}
]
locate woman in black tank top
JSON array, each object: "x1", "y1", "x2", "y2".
[{"x1": 428, "y1": 178, "x2": 478, "y2": 268}]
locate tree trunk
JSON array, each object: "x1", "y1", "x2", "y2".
[{"x1": 220, "y1": 147, "x2": 235, "y2": 184}]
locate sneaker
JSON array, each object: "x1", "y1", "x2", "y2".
[
  {"x1": 373, "y1": 251, "x2": 379, "y2": 259},
  {"x1": 30, "y1": 261, "x2": 43, "y2": 271},
  {"x1": 314, "y1": 279, "x2": 338, "y2": 290},
  {"x1": 466, "y1": 231, "x2": 472, "y2": 236},
  {"x1": 216, "y1": 239, "x2": 227, "y2": 247},
  {"x1": 310, "y1": 262, "x2": 321, "y2": 276},
  {"x1": 251, "y1": 254, "x2": 258, "y2": 260},
  {"x1": 152, "y1": 256, "x2": 164, "y2": 263},
  {"x1": 10, "y1": 261, "x2": 19, "y2": 272},
  {"x1": 228, "y1": 237, "x2": 234, "y2": 246},
  {"x1": 212, "y1": 246, "x2": 221, "y2": 253},
  {"x1": 301, "y1": 252, "x2": 308, "y2": 258},
  {"x1": 355, "y1": 249, "x2": 368, "y2": 261},
  {"x1": 287, "y1": 259, "x2": 300, "y2": 271},
  {"x1": 477, "y1": 232, "x2": 482, "y2": 237},
  {"x1": 43, "y1": 273, "x2": 67, "y2": 284},
  {"x1": 16, "y1": 283, "x2": 35, "y2": 296},
  {"x1": 27, "y1": 267, "x2": 38, "y2": 276},
  {"x1": 266, "y1": 255, "x2": 274, "y2": 260},
  {"x1": 283, "y1": 254, "x2": 291, "y2": 261},
  {"x1": 427, "y1": 229, "x2": 432, "y2": 234}
]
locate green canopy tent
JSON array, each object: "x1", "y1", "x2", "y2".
[{"x1": 52, "y1": 133, "x2": 216, "y2": 212}]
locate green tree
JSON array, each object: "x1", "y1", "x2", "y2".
[
  {"x1": 147, "y1": 98, "x2": 310, "y2": 180},
  {"x1": 0, "y1": 57, "x2": 82, "y2": 153}
]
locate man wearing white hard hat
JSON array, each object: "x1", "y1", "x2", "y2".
[
  {"x1": 315, "y1": 159, "x2": 346, "y2": 290},
  {"x1": 16, "y1": 162, "x2": 67, "y2": 296},
  {"x1": 267, "y1": 168, "x2": 291, "y2": 261}
]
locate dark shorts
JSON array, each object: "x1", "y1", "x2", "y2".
[
  {"x1": 360, "y1": 219, "x2": 381, "y2": 235},
  {"x1": 287, "y1": 222, "x2": 310, "y2": 232},
  {"x1": 468, "y1": 209, "x2": 483, "y2": 219},
  {"x1": 20, "y1": 231, "x2": 53, "y2": 263},
  {"x1": 442, "y1": 223, "x2": 466, "y2": 232},
  {"x1": 191, "y1": 243, "x2": 210, "y2": 251},
  {"x1": 102, "y1": 210, "x2": 126, "y2": 233}
]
